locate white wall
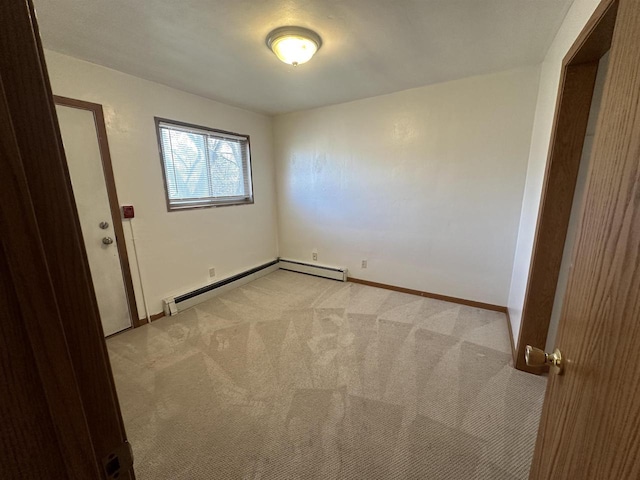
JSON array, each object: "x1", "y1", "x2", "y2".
[
  {"x1": 274, "y1": 66, "x2": 540, "y2": 306},
  {"x1": 45, "y1": 50, "x2": 279, "y2": 317},
  {"x1": 507, "y1": 0, "x2": 602, "y2": 342}
]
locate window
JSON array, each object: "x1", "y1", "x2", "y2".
[{"x1": 155, "y1": 118, "x2": 253, "y2": 210}]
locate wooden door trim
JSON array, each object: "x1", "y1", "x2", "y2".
[
  {"x1": 54, "y1": 95, "x2": 141, "y2": 329},
  {"x1": 564, "y1": 0, "x2": 618, "y2": 66},
  {"x1": 515, "y1": 0, "x2": 618, "y2": 372},
  {"x1": 0, "y1": 1, "x2": 134, "y2": 477},
  {"x1": 0, "y1": 67, "x2": 101, "y2": 480}
]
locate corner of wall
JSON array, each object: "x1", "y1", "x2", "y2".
[{"x1": 268, "y1": 114, "x2": 282, "y2": 259}]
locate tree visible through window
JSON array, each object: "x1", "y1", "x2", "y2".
[{"x1": 156, "y1": 118, "x2": 253, "y2": 210}]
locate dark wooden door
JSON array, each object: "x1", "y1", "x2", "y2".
[
  {"x1": 530, "y1": 0, "x2": 640, "y2": 477},
  {"x1": 0, "y1": 1, "x2": 134, "y2": 478},
  {"x1": 0, "y1": 83, "x2": 100, "y2": 479}
]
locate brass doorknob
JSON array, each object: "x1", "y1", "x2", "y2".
[{"x1": 525, "y1": 345, "x2": 563, "y2": 375}]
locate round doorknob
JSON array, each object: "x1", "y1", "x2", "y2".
[
  {"x1": 102, "y1": 237, "x2": 114, "y2": 245},
  {"x1": 525, "y1": 345, "x2": 563, "y2": 375}
]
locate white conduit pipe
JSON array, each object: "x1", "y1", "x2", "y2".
[{"x1": 128, "y1": 219, "x2": 151, "y2": 324}]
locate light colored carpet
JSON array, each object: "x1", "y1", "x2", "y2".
[{"x1": 107, "y1": 270, "x2": 546, "y2": 479}]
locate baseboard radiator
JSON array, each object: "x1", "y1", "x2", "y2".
[
  {"x1": 163, "y1": 260, "x2": 279, "y2": 316},
  {"x1": 278, "y1": 258, "x2": 347, "y2": 282},
  {"x1": 162, "y1": 258, "x2": 347, "y2": 316}
]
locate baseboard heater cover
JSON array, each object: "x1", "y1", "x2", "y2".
[
  {"x1": 278, "y1": 258, "x2": 347, "y2": 282},
  {"x1": 162, "y1": 258, "x2": 347, "y2": 316},
  {"x1": 163, "y1": 260, "x2": 279, "y2": 316}
]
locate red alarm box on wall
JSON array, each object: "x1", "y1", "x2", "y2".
[{"x1": 122, "y1": 205, "x2": 135, "y2": 219}]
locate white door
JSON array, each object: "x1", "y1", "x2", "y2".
[{"x1": 56, "y1": 105, "x2": 131, "y2": 336}]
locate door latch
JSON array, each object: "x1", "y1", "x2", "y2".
[{"x1": 102, "y1": 441, "x2": 133, "y2": 479}]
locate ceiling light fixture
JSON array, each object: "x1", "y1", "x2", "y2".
[{"x1": 266, "y1": 26, "x2": 322, "y2": 67}]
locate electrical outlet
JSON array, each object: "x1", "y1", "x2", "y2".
[
  {"x1": 312, "y1": 251, "x2": 318, "y2": 261},
  {"x1": 361, "y1": 259, "x2": 367, "y2": 269},
  {"x1": 209, "y1": 267, "x2": 216, "y2": 278}
]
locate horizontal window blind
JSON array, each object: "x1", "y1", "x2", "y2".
[{"x1": 157, "y1": 119, "x2": 253, "y2": 210}]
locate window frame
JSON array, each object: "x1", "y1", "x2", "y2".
[{"x1": 154, "y1": 117, "x2": 255, "y2": 212}]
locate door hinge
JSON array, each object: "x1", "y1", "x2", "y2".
[{"x1": 102, "y1": 441, "x2": 134, "y2": 479}]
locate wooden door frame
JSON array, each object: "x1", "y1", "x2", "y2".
[
  {"x1": 54, "y1": 95, "x2": 142, "y2": 330},
  {"x1": 0, "y1": 0, "x2": 134, "y2": 478},
  {"x1": 515, "y1": 0, "x2": 618, "y2": 373}
]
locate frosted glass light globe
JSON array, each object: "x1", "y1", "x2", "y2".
[{"x1": 266, "y1": 27, "x2": 322, "y2": 67}]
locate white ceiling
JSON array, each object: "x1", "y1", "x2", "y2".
[{"x1": 34, "y1": 0, "x2": 573, "y2": 115}]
